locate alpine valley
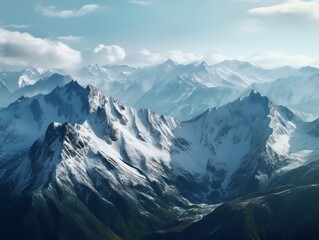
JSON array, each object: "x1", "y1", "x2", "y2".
[{"x1": 1, "y1": 61, "x2": 319, "y2": 240}]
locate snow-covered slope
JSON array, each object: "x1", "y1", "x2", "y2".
[
  {"x1": 251, "y1": 70, "x2": 319, "y2": 120},
  {"x1": 171, "y1": 91, "x2": 319, "y2": 199},
  {"x1": 0, "y1": 81, "x2": 186, "y2": 216},
  {"x1": 77, "y1": 60, "x2": 303, "y2": 120},
  {"x1": 0, "y1": 68, "x2": 67, "y2": 108},
  {"x1": 0, "y1": 81, "x2": 186, "y2": 239},
  {"x1": 0, "y1": 73, "x2": 72, "y2": 108},
  {"x1": 1, "y1": 81, "x2": 319, "y2": 238},
  {"x1": 0, "y1": 81, "x2": 10, "y2": 103},
  {"x1": 0, "y1": 80, "x2": 90, "y2": 158},
  {"x1": 213, "y1": 60, "x2": 297, "y2": 87},
  {"x1": 77, "y1": 64, "x2": 136, "y2": 91},
  {"x1": 1, "y1": 61, "x2": 316, "y2": 121},
  {"x1": 1, "y1": 82, "x2": 319, "y2": 200},
  {"x1": 78, "y1": 60, "x2": 241, "y2": 120},
  {"x1": 0, "y1": 67, "x2": 55, "y2": 92}
]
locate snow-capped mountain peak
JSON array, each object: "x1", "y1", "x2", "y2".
[
  {"x1": 1, "y1": 80, "x2": 319, "y2": 239},
  {"x1": 0, "y1": 79, "x2": 318, "y2": 202}
]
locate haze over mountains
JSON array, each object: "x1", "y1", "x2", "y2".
[
  {"x1": 1, "y1": 60, "x2": 319, "y2": 121},
  {"x1": 1, "y1": 60, "x2": 319, "y2": 239}
]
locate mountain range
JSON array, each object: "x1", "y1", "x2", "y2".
[
  {"x1": 2, "y1": 60, "x2": 319, "y2": 121},
  {"x1": 1, "y1": 77, "x2": 319, "y2": 239},
  {"x1": 76, "y1": 60, "x2": 298, "y2": 120}
]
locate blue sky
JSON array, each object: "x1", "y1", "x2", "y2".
[{"x1": 1, "y1": 0, "x2": 319, "y2": 71}]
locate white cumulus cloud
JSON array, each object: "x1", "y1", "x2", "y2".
[
  {"x1": 128, "y1": 0, "x2": 152, "y2": 5},
  {"x1": 83, "y1": 44, "x2": 126, "y2": 66},
  {"x1": 205, "y1": 50, "x2": 319, "y2": 69},
  {"x1": 57, "y1": 35, "x2": 83, "y2": 42},
  {"x1": 249, "y1": 0, "x2": 319, "y2": 21},
  {"x1": 36, "y1": 4, "x2": 101, "y2": 18},
  {"x1": 206, "y1": 53, "x2": 229, "y2": 64},
  {"x1": 123, "y1": 49, "x2": 165, "y2": 67},
  {"x1": 205, "y1": 51, "x2": 246, "y2": 65},
  {"x1": 248, "y1": 51, "x2": 319, "y2": 68},
  {"x1": 5, "y1": 24, "x2": 30, "y2": 29},
  {"x1": 0, "y1": 28, "x2": 81, "y2": 72},
  {"x1": 168, "y1": 50, "x2": 203, "y2": 65},
  {"x1": 237, "y1": 18, "x2": 263, "y2": 33}
]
